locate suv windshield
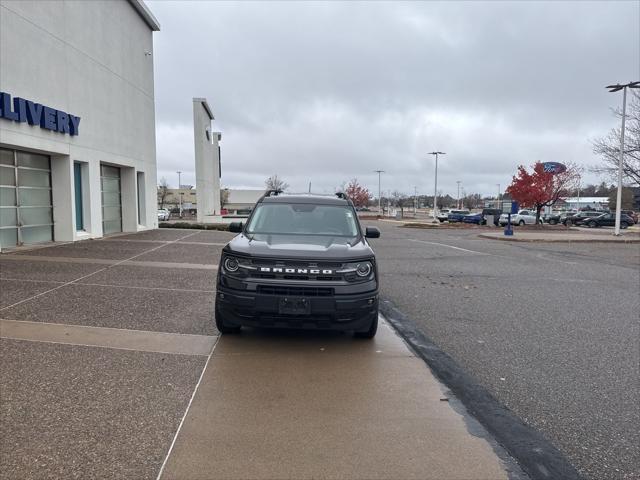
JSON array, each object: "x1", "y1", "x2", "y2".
[{"x1": 246, "y1": 203, "x2": 359, "y2": 237}]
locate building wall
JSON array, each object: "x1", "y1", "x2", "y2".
[
  {"x1": 160, "y1": 188, "x2": 198, "y2": 208},
  {"x1": 0, "y1": 0, "x2": 158, "y2": 246},
  {"x1": 193, "y1": 98, "x2": 221, "y2": 222}
]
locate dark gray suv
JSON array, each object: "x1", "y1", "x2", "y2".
[{"x1": 215, "y1": 191, "x2": 381, "y2": 338}]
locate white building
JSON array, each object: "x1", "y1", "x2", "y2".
[
  {"x1": 0, "y1": 0, "x2": 160, "y2": 250},
  {"x1": 562, "y1": 197, "x2": 609, "y2": 211},
  {"x1": 223, "y1": 189, "x2": 264, "y2": 215}
]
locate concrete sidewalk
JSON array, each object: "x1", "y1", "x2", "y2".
[{"x1": 159, "y1": 318, "x2": 525, "y2": 480}]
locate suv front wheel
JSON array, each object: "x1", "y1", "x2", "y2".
[
  {"x1": 354, "y1": 314, "x2": 378, "y2": 339},
  {"x1": 215, "y1": 305, "x2": 241, "y2": 334}
]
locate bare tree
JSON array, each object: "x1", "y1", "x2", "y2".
[
  {"x1": 591, "y1": 90, "x2": 640, "y2": 186},
  {"x1": 391, "y1": 190, "x2": 409, "y2": 217},
  {"x1": 157, "y1": 177, "x2": 170, "y2": 209},
  {"x1": 265, "y1": 174, "x2": 289, "y2": 192}
]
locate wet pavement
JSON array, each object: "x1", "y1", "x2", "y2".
[
  {"x1": 368, "y1": 220, "x2": 640, "y2": 480},
  {"x1": 160, "y1": 321, "x2": 520, "y2": 480},
  {"x1": 1, "y1": 228, "x2": 525, "y2": 479}
]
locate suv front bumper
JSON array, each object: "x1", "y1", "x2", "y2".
[{"x1": 216, "y1": 286, "x2": 378, "y2": 332}]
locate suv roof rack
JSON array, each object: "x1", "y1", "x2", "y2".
[{"x1": 263, "y1": 189, "x2": 283, "y2": 197}]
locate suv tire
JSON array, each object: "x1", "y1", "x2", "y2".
[
  {"x1": 621, "y1": 222, "x2": 629, "y2": 229},
  {"x1": 588, "y1": 221, "x2": 597, "y2": 228},
  {"x1": 215, "y1": 305, "x2": 241, "y2": 334},
  {"x1": 354, "y1": 314, "x2": 378, "y2": 339},
  {"x1": 518, "y1": 220, "x2": 525, "y2": 226}
]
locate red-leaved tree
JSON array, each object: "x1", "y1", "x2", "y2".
[
  {"x1": 506, "y1": 162, "x2": 580, "y2": 223},
  {"x1": 345, "y1": 178, "x2": 372, "y2": 207}
]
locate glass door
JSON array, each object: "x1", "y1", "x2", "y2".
[{"x1": 101, "y1": 164, "x2": 122, "y2": 234}]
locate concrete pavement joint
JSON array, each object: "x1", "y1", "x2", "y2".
[
  {"x1": 0, "y1": 278, "x2": 215, "y2": 293},
  {"x1": 1, "y1": 255, "x2": 217, "y2": 270},
  {"x1": 379, "y1": 297, "x2": 583, "y2": 480},
  {"x1": 155, "y1": 335, "x2": 220, "y2": 480},
  {"x1": 0, "y1": 231, "x2": 201, "y2": 312},
  {"x1": 100, "y1": 238, "x2": 227, "y2": 246},
  {"x1": 0, "y1": 319, "x2": 217, "y2": 356}
]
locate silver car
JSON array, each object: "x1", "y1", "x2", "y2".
[{"x1": 157, "y1": 209, "x2": 170, "y2": 221}]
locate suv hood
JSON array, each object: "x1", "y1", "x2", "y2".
[{"x1": 225, "y1": 233, "x2": 375, "y2": 260}]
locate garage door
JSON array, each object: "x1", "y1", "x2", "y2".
[
  {"x1": 0, "y1": 148, "x2": 53, "y2": 248},
  {"x1": 101, "y1": 164, "x2": 122, "y2": 234}
]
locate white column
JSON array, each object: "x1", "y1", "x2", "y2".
[{"x1": 50, "y1": 154, "x2": 75, "y2": 242}]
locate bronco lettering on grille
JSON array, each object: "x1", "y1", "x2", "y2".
[{"x1": 259, "y1": 267, "x2": 333, "y2": 274}]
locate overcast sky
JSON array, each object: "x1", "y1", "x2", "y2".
[{"x1": 148, "y1": 1, "x2": 639, "y2": 198}]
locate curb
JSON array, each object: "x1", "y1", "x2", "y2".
[
  {"x1": 477, "y1": 234, "x2": 640, "y2": 243},
  {"x1": 380, "y1": 297, "x2": 583, "y2": 480}
]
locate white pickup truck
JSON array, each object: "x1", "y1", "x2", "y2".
[{"x1": 499, "y1": 209, "x2": 540, "y2": 226}]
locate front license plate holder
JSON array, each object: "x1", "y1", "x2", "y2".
[{"x1": 278, "y1": 297, "x2": 311, "y2": 315}]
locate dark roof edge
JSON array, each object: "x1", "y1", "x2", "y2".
[
  {"x1": 128, "y1": 0, "x2": 161, "y2": 31},
  {"x1": 193, "y1": 98, "x2": 214, "y2": 120}
]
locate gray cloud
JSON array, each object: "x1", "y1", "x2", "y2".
[{"x1": 150, "y1": 0, "x2": 639, "y2": 196}]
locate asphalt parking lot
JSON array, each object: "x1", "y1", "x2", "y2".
[
  {"x1": 368, "y1": 220, "x2": 640, "y2": 480},
  {"x1": 1, "y1": 228, "x2": 525, "y2": 480}
]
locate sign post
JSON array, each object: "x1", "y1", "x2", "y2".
[{"x1": 502, "y1": 201, "x2": 519, "y2": 236}]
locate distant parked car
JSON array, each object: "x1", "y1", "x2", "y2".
[
  {"x1": 620, "y1": 210, "x2": 638, "y2": 224},
  {"x1": 157, "y1": 209, "x2": 170, "y2": 221},
  {"x1": 562, "y1": 211, "x2": 602, "y2": 226},
  {"x1": 585, "y1": 213, "x2": 634, "y2": 229},
  {"x1": 447, "y1": 209, "x2": 470, "y2": 223},
  {"x1": 481, "y1": 208, "x2": 502, "y2": 226},
  {"x1": 543, "y1": 211, "x2": 568, "y2": 225},
  {"x1": 462, "y1": 212, "x2": 486, "y2": 225},
  {"x1": 499, "y1": 210, "x2": 540, "y2": 226},
  {"x1": 436, "y1": 209, "x2": 451, "y2": 222}
]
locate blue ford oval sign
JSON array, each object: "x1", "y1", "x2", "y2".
[{"x1": 542, "y1": 162, "x2": 566, "y2": 174}]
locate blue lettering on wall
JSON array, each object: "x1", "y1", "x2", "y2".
[{"x1": 0, "y1": 91, "x2": 81, "y2": 136}]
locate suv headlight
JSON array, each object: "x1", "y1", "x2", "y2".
[
  {"x1": 224, "y1": 257, "x2": 239, "y2": 272},
  {"x1": 356, "y1": 262, "x2": 372, "y2": 277},
  {"x1": 338, "y1": 260, "x2": 375, "y2": 281}
]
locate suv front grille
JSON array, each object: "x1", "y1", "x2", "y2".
[
  {"x1": 246, "y1": 258, "x2": 346, "y2": 282},
  {"x1": 257, "y1": 286, "x2": 334, "y2": 297}
]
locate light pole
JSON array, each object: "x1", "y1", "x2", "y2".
[
  {"x1": 496, "y1": 183, "x2": 501, "y2": 203},
  {"x1": 429, "y1": 152, "x2": 445, "y2": 221},
  {"x1": 456, "y1": 181, "x2": 461, "y2": 209},
  {"x1": 414, "y1": 186, "x2": 418, "y2": 214},
  {"x1": 374, "y1": 170, "x2": 384, "y2": 215},
  {"x1": 607, "y1": 81, "x2": 640, "y2": 235},
  {"x1": 576, "y1": 174, "x2": 581, "y2": 212},
  {"x1": 177, "y1": 171, "x2": 182, "y2": 218}
]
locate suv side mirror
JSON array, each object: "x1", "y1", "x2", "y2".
[
  {"x1": 365, "y1": 226, "x2": 380, "y2": 239},
  {"x1": 229, "y1": 222, "x2": 243, "y2": 233}
]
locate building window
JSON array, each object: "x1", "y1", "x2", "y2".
[
  {"x1": 0, "y1": 147, "x2": 53, "y2": 248},
  {"x1": 137, "y1": 171, "x2": 146, "y2": 226},
  {"x1": 74, "y1": 162, "x2": 83, "y2": 230}
]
